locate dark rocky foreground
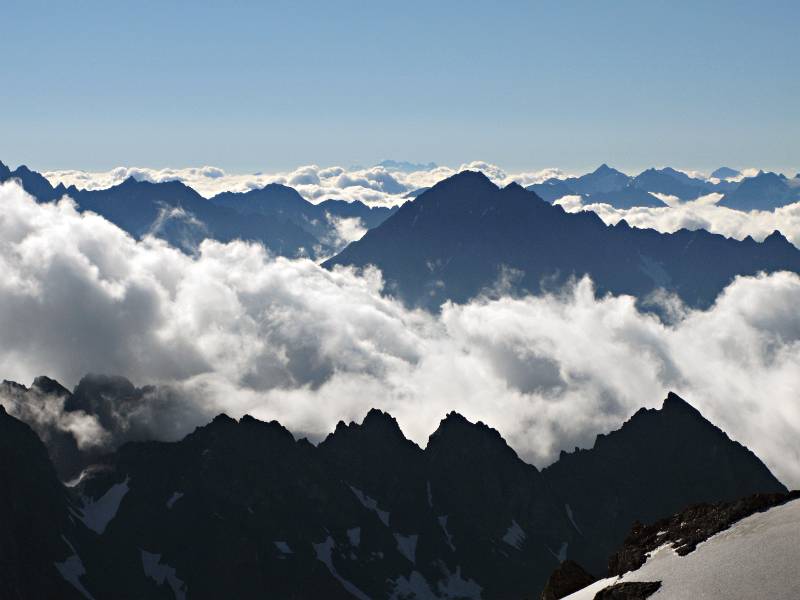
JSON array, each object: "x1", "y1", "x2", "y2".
[
  {"x1": 592, "y1": 581, "x2": 661, "y2": 600},
  {"x1": 0, "y1": 389, "x2": 787, "y2": 599},
  {"x1": 538, "y1": 488, "x2": 800, "y2": 599},
  {"x1": 606, "y1": 489, "x2": 800, "y2": 577},
  {"x1": 539, "y1": 560, "x2": 596, "y2": 600}
]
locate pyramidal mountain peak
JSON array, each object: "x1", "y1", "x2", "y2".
[
  {"x1": 427, "y1": 411, "x2": 515, "y2": 454},
  {"x1": 326, "y1": 170, "x2": 800, "y2": 311}
]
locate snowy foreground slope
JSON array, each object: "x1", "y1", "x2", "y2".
[{"x1": 564, "y1": 498, "x2": 800, "y2": 600}]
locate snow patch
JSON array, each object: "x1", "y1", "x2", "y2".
[
  {"x1": 565, "y1": 504, "x2": 582, "y2": 534},
  {"x1": 80, "y1": 476, "x2": 129, "y2": 534},
  {"x1": 349, "y1": 485, "x2": 390, "y2": 526},
  {"x1": 563, "y1": 499, "x2": 800, "y2": 600},
  {"x1": 548, "y1": 541, "x2": 568, "y2": 562},
  {"x1": 141, "y1": 550, "x2": 187, "y2": 600},
  {"x1": 391, "y1": 570, "x2": 436, "y2": 599},
  {"x1": 394, "y1": 533, "x2": 419, "y2": 563},
  {"x1": 502, "y1": 520, "x2": 526, "y2": 549},
  {"x1": 438, "y1": 565, "x2": 482, "y2": 599},
  {"x1": 639, "y1": 254, "x2": 671, "y2": 287},
  {"x1": 54, "y1": 536, "x2": 95, "y2": 600},
  {"x1": 438, "y1": 515, "x2": 456, "y2": 551},
  {"x1": 274, "y1": 541, "x2": 292, "y2": 554},
  {"x1": 313, "y1": 536, "x2": 370, "y2": 600},
  {"x1": 166, "y1": 492, "x2": 183, "y2": 509},
  {"x1": 347, "y1": 527, "x2": 361, "y2": 547},
  {"x1": 389, "y1": 565, "x2": 482, "y2": 599}
]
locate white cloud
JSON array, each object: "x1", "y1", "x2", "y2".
[
  {"x1": 1, "y1": 180, "x2": 799, "y2": 486},
  {"x1": 554, "y1": 194, "x2": 800, "y2": 249},
  {"x1": 43, "y1": 161, "x2": 570, "y2": 207}
]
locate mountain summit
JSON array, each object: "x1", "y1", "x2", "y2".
[
  {"x1": 325, "y1": 171, "x2": 800, "y2": 310},
  {"x1": 0, "y1": 385, "x2": 787, "y2": 599}
]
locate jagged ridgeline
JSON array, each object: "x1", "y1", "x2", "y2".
[
  {"x1": 0, "y1": 160, "x2": 398, "y2": 257},
  {"x1": 325, "y1": 171, "x2": 800, "y2": 310},
  {"x1": 0, "y1": 390, "x2": 785, "y2": 599},
  {"x1": 3, "y1": 161, "x2": 800, "y2": 315}
]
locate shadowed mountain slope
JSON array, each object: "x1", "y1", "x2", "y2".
[
  {"x1": 325, "y1": 171, "x2": 800, "y2": 310},
  {"x1": 0, "y1": 386, "x2": 786, "y2": 599}
]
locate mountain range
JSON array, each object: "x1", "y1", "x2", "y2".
[
  {"x1": 0, "y1": 161, "x2": 397, "y2": 257},
  {"x1": 325, "y1": 171, "x2": 800, "y2": 310},
  {"x1": 526, "y1": 164, "x2": 800, "y2": 211},
  {"x1": 0, "y1": 383, "x2": 786, "y2": 599},
  {"x1": 717, "y1": 171, "x2": 800, "y2": 211}
]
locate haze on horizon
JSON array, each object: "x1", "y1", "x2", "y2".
[{"x1": 1, "y1": 0, "x2": 798, "y2": 174}]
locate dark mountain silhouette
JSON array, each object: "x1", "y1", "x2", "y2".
[
  {"x1": 630, "y1": 167, "x2": 725, "y2": 200},
  {"x1": 0, "y1": 405, "x2": 91, "y2": 599},
  {"x1": 0, "y1": 162, "x2": 396, "y2": 256},
  {"x1": 72, "y1": 177, "x2": 320, "y2": 255},
  {"x1": 527, "y1": 166, "x2": 738, "y2": 208},
  {"x1": 526, "y1": 180, "x2": 578, "y2": 203},
  {"x1": 711, "y1": 166, "x2": 741, "y2": 180},
  {"x1": 718, "y1": 171, "x2": 800, "y2": 211},
  {"x1": 325, "y1": 171, "x2": 800, "y2": 310},
  {"x1": 584, "y1": 186, "x2": 668, "y2": 209},
  {"x1": 211, "y1": 183, "x2": 397, "y2": 244},
  {"x1": 540, "y1": 560, "x2": 596, "y2": 600},
  {"x1": 561, "y1": 164, "x2": 631, "y2": 195},
  {"x1": 404, "y1": 186, "x2": 431, "y2": 199},
  {"x1": 528, "y1": 178, "x2": 667, "y2": 209},
  {"x1": 0, "y1": 384, "x2": 786, "y2": 599},
  {"x1": 542, "y1": 392, "x2": 785, "y2": 574},
  {"x1": 2, "y1": 164, "x2": 68, "y2": 202}
]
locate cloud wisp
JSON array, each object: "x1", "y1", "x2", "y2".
[{"x1": 1, "y1": 180, "x2": 799, "y2": 487}]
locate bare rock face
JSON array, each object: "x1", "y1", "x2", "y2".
[
  {"x1": 540, "y1": 559, "x2": 596, "y2": 600},
  {"x1": 593, "y1": 581, "x2": 661, "y2": 599}
]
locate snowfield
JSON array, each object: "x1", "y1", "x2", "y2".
[{"x1": 564, "y1": 498, "x2": 800, "y2": 599}]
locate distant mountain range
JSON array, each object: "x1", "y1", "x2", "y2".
[
  {"x1": 326, "y1": 171, "x2": 800, "y2": 310},
  {"x1": 525, "y1": 164, "x2": 800, "y2": 210},
  {"x1": 711, "y1": 166, "x2": 741, "y2": 180},
  {"x1": 378, "y1": 160, "x2": 438, "y2": 172},
  {"x1": 718, "y1": 171, "x2": 800, "y2": 211},
  {"x1": 0, "y1": 161, "x2": 397, "y2": 257},
  {"x1": 0, "y1": 382, "x2": 785, "y2": 599},
  {"x1": 2, "y1": 159, "x2": 799, "y2": 262}
]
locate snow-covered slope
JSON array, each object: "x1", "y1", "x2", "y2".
[{"x1": 564, "y1": 498, "x2": 800, "y2": 599}]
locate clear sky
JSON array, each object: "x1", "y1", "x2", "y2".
[{"x1": 2, "y1": 0, "x2": 798, "y2": 174}]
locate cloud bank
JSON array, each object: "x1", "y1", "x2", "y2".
[
  {"x1": 43, "y1": 162, "x2": 566, "y2": 206},
  {"x1": 555, "y1": 194, "x2": 800, "y2": 249},
  {"x1": 1, "y1": 180, "x2": 799, "y2": 487},
  {"x1": 43, "y1": 161, "x2": 800, "y2": 249}
]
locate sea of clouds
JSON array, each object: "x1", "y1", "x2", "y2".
[
  {"x1": 43, "y1": 161, "x2": 565, "y2": 205},
  {"x1": 2, "y1": 180, "x2": 799, "y2": 486},
  {"x1": 42, "y1": 161, "x2": 800, "y2": 250}
]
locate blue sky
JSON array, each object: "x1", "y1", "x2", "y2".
[{"x1": 2, "y1": 0, "x2": 798, "y2": 174}]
